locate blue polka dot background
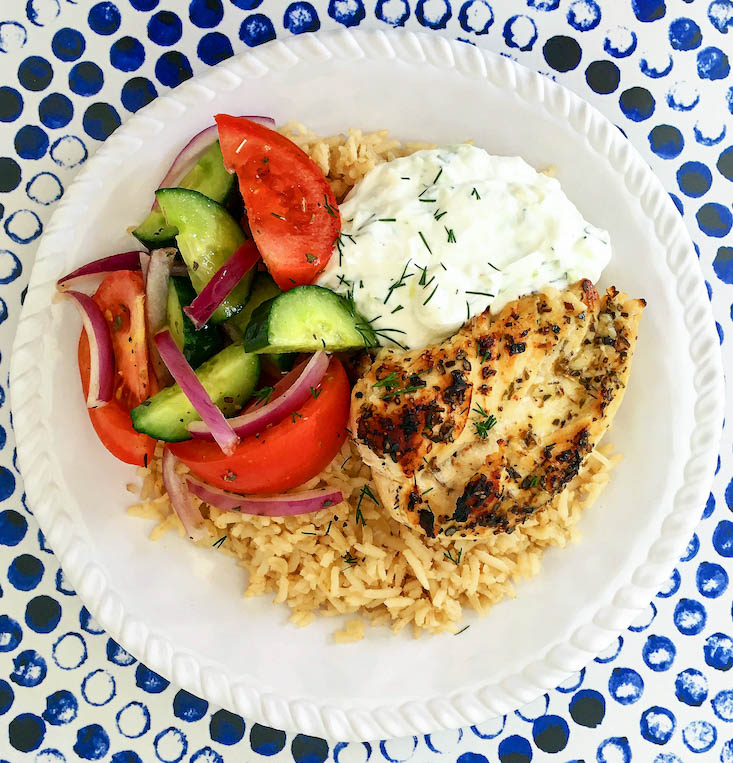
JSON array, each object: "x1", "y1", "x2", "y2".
[{"x1": 0, "y1": 0, "x2": 731, "y2": 761}]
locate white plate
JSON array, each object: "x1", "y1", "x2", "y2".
[{"x1": 10, "y1": 29, "x2": 724, "y2": 741}]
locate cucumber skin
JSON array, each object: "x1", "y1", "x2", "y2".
[
  {"x1": 243, "y1": 286, "x2": 377, "y2": 354},
  {"x1": 242, "y1": 297, "x2": 277, "y2": 353},
  {"x1": 130, "y1": 344, "x2": 260, "y2": 442},
  {"x1": 227, "y1": 274, "x2": 296, "y2": 370},
  {"x1": 156, "y1": 188, "x2": 252, "y2": 324},
  {"x1": 132, "y1": 210, "x2": 177, "y2": 250},
  {"x1": 227, "y1": 272, "x2": 281, "y2": 336},
  {"x1": 132, "y1": 141, "x2": 234, "y2": 251},
  {"x1": 167, "y1": 277, "x2": 225, "y2": 368}
]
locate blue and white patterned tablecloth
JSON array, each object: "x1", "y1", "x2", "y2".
[{"x1": 0, "y1": 0, "x2": 731, "y2": 761}]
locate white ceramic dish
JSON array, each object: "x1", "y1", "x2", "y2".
[{"x1": 10, "y1": 29, "x2": 724, "y2": 741}]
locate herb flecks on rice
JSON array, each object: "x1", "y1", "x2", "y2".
[{"x1": 130, "y1": 439, "x2": 617, "y2": 638}]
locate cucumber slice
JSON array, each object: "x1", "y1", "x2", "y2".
[
  {"x1": 132, "y1": 141, "x2": 235, "y2": 250},
  {"x1": 132, "y1": 210, "x2": 177, "y2": 251},
  {"x1": 244, "y1": 285, "x2": 377, "y2": 354},
  {"x1": 130, "y1": 343, "x2": 260, "y2": 442},
  {"x1": 167, "y1": 276, "x2": 225, "y2": 368},
  {"x1": 227, "y1": 273, "x2": 297, "y2": 372},
  {"x1": 227, "y1": 272, "x2": 282, "y2": 335},
  {"x1": 156, "y1": 188, "x2": 253, "y2": 324}
]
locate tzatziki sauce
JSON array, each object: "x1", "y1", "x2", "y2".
[{"x1": 317, "y1": 144, "x2": 612, "y2": 350}]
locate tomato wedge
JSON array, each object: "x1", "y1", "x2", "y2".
[
  {"x1": 79, "y1": 333, "x2": 156, "y2": 466},
  {"x1": 76, "y1": 270, "x2": 156, "y2": 466},
  {"x1": 170, "y1": 357, "x2": 350, "y2": 493},
  {"x1": 216, "y1": 114, "x2": 341, "y2": 291},
  {"x1": 94, "y1": 270, "x2": 151, "y2": 408}
]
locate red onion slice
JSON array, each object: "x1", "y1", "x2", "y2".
[
  {"x1": 153, "y1": 116, "x2": 276, "y2": 209},
  {"x1": 154, "y1": 330, "x2": 239, "y2": 455},
  {"x1": 162, "y1": 448, "x2": 208, "y2": 541},
  {"x1": 142, "y1": 253, "x2": 189, "y2": 280},
  {"x1": 59, "y1": 290, "x2": 114, "y2": 408},
  {"x1": 145, "y1": 248, "x2": 176, "y2": 387},
  {"x1": 187, "y1": 476, "x2": 343, "y2": 516},
  {"x1": 138, "y1": 251, "x2": 151, "y2": 282},
  {"x1": 57, "y1": 251, "x2": 143, "y2": 289},
  {"x1": 183, "y1": 240, "x2": 260, "y2": 330},
  {"x1": 188, "y1": 351, "x2": 328, "y2": 441}
]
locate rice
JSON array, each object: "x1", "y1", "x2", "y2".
[
  {"x1": 277, "y1": 121, "x2": 435, "y2": 202},
  {"x1": 128, "y1": 125, "x2": 621, "y2": 639}
]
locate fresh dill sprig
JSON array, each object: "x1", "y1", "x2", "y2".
[
  {"x1": 372, "y1": 372, "x2": 399, "y2": 389},
  {"x1": 333, "y1": 232, "x2": 355, "y2": 266},
  {"x1": 488, "y1": 261, "x2": 501, "y2": 272},
  {"x1": 371, "y1": 327, "x2": 408, "y2": 350},
  {"x1": 423, "y1": 283, "x2": 438, "y2": 305},
  {"x1": 418, "y1": 231, "x2": 432, "y2": 254},
  {"x1": 355, "y1": 507, "x2": 366, "y2": 526},
  {"x1": 471, "y1": 187, "x2": 481, "y2": 200},
  {"x1": 384, "y1": 259, "x2": 413, "y2": 304},
  {"x1": 434, "y1": 209, "x2": 448, "y2": 221},
  {"x1": 356, "y1": 484, "x2": 378, "y2": 514},
  {"x1": 379, "y1": 217, "x2": 396, "y2": 222},
  {"x1": 271, "y1": 212, "x2": 285, "y2": 220},
  {"x1": 381, "y1": 383, "x2": 424, "y2": 400},
  {"x1": 465, "y1": 290, "x2": 495, "y2": 298},
  {"x1": 212, "y1": 536, "x2": 226, "y2": 549},
  {"x1": 353, "y1": 321, "x2": 379, "y2": 347},
  {"x1": 445, "y1": 227, "x2": 456, "y2": 243},
  {"x1": 472, "y1": 403, "x2": 498, "y2": 440},
  {"x1": 323, "y1": 195, "x2": 337, "y2": 217},
  {"x1": 342, "y1": 552, "x2": 358, "y2": 566},
  {"x1": 253, "y1": 386, "x2": 274, "y2": 405},
  {"x1": 343, "y1": 287, "x2": 357, "y2": 314},
  {"x1": 433, "y1": 167, "x2": 443, "y2": 184},
  {"x1": 310, "y1": 386, "x2": 322, "y2": 399},
  {"x1": 419, "y1": 198, "x2": 436, "y2": 203},
  {"x1": 391, "y1": 304, "x2": 405, "y2": 314},
  {"x1": 444, "y1": 548, "x2": 462, "y2": 565}
]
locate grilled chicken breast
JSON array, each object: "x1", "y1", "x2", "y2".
[{"x1": 350, "y1": 280, "x2": 645, "y2": 538}]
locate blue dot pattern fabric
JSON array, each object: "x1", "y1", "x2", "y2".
[{"x1": 0, "y1": 1, "x2": 731, "y2": 761}]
